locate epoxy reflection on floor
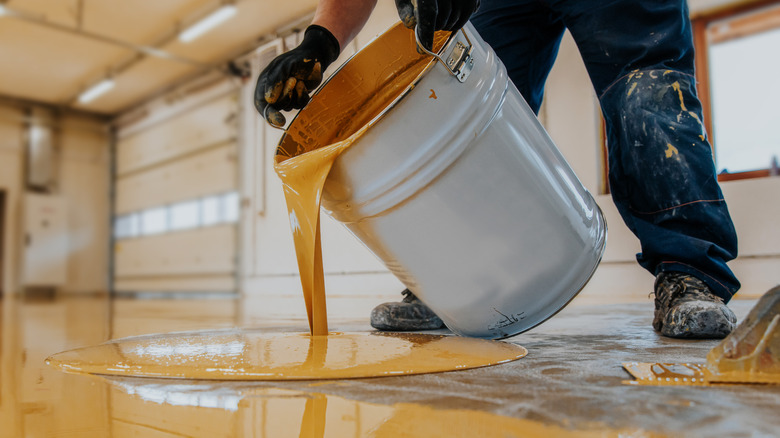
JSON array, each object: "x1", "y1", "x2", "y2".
[{"x1": 1, "y1": 293, "x2": 779, "y2": 437}]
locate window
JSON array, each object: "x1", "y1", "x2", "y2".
[
  {"x1": 140, "y1": 207, "x2": 168, "y2": 235},
  {"x1": 222, "y1": 192, "x2": 240, "y2": 223},
  {"x1": 201, "y1": 195, "x2": 222, "y2": 226},
  {"x1": 693, "y1": 1, "x2": 780, "y2": 181},
  {"x1": 113, "y1": 191, "x2": 241, "y2": 240},
  {"x1": 114, "y1": 213, "x2": 139, "y2": 239},
  {"x1": 170, "y1": 200, "x2": 200, "y2": 231}
]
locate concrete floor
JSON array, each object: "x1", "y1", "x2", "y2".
[{"x1": 1, "y1": 294, "x2": 778, "y2": 437}]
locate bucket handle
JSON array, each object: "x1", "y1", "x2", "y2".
[{"x1": 415, "y1": 26, "x2": 474, "y2": 83}]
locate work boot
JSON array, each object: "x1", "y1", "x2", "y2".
[
  {"x1": 370, "y1": 289, "x2": 446, "y2": 331},
  {"x1": 653, "y1": 272, "x2": 737, "y2": 339}
]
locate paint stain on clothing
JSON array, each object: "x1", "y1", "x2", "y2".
[{"x1": 665, "y1": 143, "x2": 679, "y2": 159}]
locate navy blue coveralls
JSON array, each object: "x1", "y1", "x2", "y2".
[{"x1": 471, "y1": 0, "x2": 740, "y2": 300}]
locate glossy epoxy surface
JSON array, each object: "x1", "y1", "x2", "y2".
[
  {"x1": 47, "y1": 330, "x2": 526, "y2": 380},
  {"x1": 2, "y1": 294, "x2": 779, "y2": 437}
]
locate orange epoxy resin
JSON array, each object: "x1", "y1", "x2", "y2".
[
  {"x1": 273, "y1": 27, "x2": 451, "y2": 335},
  {"x1": 47, "y1": 330, "x2": 527, "y2": 380}
]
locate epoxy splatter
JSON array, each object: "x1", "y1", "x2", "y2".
[{"x1": 665, "y1": 143, "x2": 679, "y2": 159}]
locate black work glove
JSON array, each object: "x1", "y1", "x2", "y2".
[
  {"x1": 394, "y1": 0, "x2": 480, "y2": 52},
  {"x1": 254, "y1": 25, "x2": 340, "y2": 127}
]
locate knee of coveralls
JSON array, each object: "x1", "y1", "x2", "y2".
[{"x1": 600, "y1": 69, "x2": 740, "y2": 301}]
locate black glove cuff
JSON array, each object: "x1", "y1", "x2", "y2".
[{"x1": 302, "y1": 25, "x2": 341, "y2": 67}]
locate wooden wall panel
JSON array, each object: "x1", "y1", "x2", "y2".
[
  {"x1": 116, "y1": 94, "x2": 238, "y2": 175},
  {"x1": 115, "y1": 143, "x2": 236, "y2": 214},
  {"x1": 113, "y1": 275, "x2": 235, "y2": 292},
  {"x1": 114, "y1": 224, "x2": 235, "y2": 278}
]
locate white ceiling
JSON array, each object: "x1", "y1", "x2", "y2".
[{"x1": 0, "y1": 0, "x2": 318, "y2": 115}]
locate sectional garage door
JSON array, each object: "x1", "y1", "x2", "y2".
[{"x1": 112, "y1": 82, "x2": 240, "y2": 293}]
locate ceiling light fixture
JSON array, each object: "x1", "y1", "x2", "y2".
[
  {"x1": 0, "y1": 5, "x2": 7, "y2": 15},
  {"x1": 178, "y1": 4, "x2": 237, "y2": 43},
  {"x1": 78, "y1": 78, "x2": 115, "y2": 104}
]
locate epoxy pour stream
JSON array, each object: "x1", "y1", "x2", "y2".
[{"x1": 272, "y1": 28, "x2": 450, "y2": 336}]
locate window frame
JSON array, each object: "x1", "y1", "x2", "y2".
[{"x1": 691, "y1": 0, "x2": 780, "y2": 182}]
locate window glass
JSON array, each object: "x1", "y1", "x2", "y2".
[
  {"x1": 140, "y1": 207, "x2": 168, "y2": 235},
  {"x1": 116, "y1": 192, "x2": 240, "y2": 238},
  {"x1": 202, "y1": 195, "x2": 222, "y2": 226},
  {"x1": 222, "y1": 192, "x2": 240, "y2": 223},
  {"x1": 170, "y1": 200, "x2": 200, "y2": 231},
  {"x1": 709, "y1": 27, "x2": 780, "y2": 174},
  {"x1": 114, "y1": 214, "x2": 139, "y2": 239}
]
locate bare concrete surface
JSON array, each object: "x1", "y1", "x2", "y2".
[{"x1": 1, "y1": 295, "x2": 778, "y2": 437}]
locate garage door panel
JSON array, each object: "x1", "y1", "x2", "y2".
[
  {"x1": 117, "y1": 94, "x2": 238, "y2": 175},
  {"x1": 115, "y1": 143, "x2": 236, "y2": 214},
  {"x1": 114, "y1": 225, "x2": 236, "y2": 277}
]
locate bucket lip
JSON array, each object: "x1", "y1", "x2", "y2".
[{"x1": 277, "y1": 22, "x2": 455, "y2": 151}]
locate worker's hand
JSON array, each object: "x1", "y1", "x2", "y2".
[
  {"x1": 394, "y1": 0, "x2": 480, "y2": 52},
  {"x1": 254, "y1": 25, "x2": 340, "y2": 127}
]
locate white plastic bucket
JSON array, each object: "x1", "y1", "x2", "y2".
[{"x1": 278, "y1": 22, "x2": 607, "y2": 339}]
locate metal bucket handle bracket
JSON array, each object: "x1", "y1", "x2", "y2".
[{"x1": 415, "y1": 26, "x2": 474, "y2": 83}]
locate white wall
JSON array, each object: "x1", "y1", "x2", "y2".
[{"x1": 0, "y1": 103, "x2": 111, "y2": 295}]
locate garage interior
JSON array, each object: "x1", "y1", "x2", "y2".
[{"x1": 1, "y1": 0, "x2": 779, "y2": 436}]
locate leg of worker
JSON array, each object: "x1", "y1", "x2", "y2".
[
  {"x1": 470, "y1": 0, "x2": 566, "y2": 114},
  {"x1": 370, "y1": 0, "x2": 566, "y2": 331},
  {"x1": 553, "y1": 0, "x2": 738, "y2": 337}
]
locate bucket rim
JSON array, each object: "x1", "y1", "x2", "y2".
[{"x1": 277, "y1": 22, "x2": 456, "y2": 155}]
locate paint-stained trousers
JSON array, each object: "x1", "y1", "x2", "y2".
[{"x1": 471, "y1": 0, "x2": 740, "y2": 300}]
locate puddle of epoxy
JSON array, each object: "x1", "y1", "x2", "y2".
[{"x1": 46, "y1": 330, "x2": 527, "y2": 380}]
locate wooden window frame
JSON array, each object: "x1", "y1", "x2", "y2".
[{"x1": 692, "y1": 0, "x2": 780, "y2": 182}]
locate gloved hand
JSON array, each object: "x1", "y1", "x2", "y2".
[
  {"x1": 394, "y1": 0, "x2": 480, "y2": 52},
  {"x1": 254, "y1": 25, "x2": 340, "y2": 127}
]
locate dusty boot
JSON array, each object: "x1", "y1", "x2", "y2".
[
  {"x1": 370, "y1": 289, "x2": 445, "y2": 331},
  {"x1": 653, "y1": 272, "x2": 737, "y2": 339}
]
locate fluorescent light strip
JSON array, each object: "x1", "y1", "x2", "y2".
[
  {"x1": 179, "y1": 5, "x2": 237, "y2": 43},
  {"x1": 78, "y1": 78, "x2": 115, "y2": 104}
]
